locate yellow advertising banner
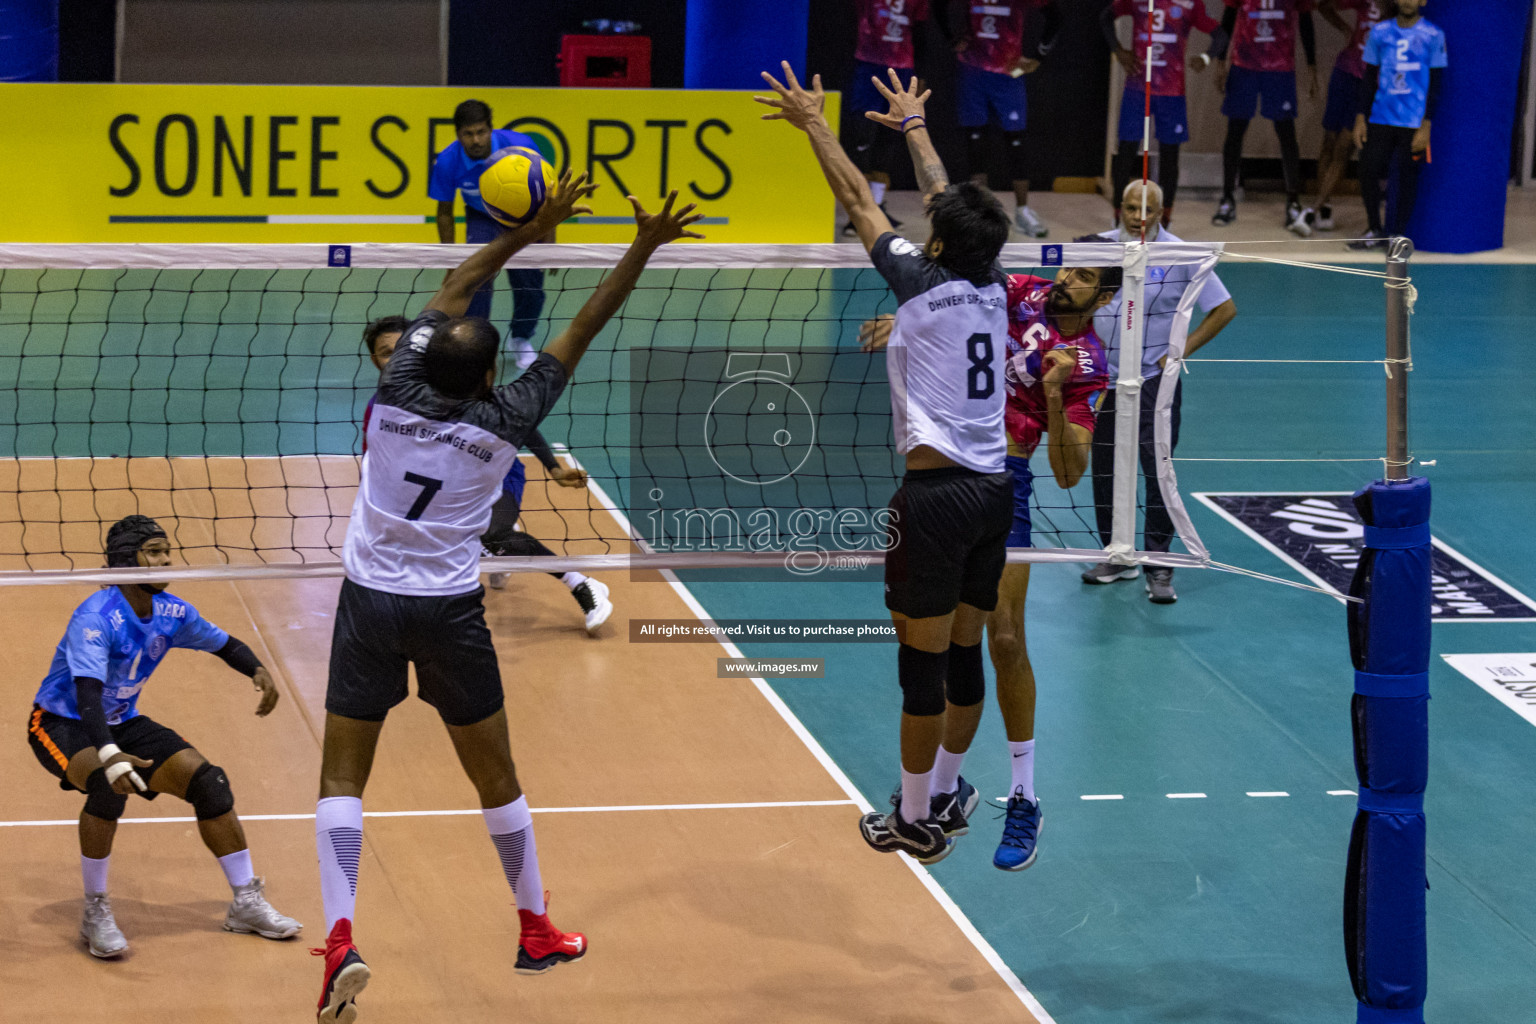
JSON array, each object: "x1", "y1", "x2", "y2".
[{"x1": 0, "y1": 84, "x2": 839, "y2": 243}]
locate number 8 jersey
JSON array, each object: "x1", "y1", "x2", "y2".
[
  {"x1": 344, "y1": 309, "x2": 567, "y2": 596},
  {"x1": 870, "y1": 233, "x2": 1008, "y2": 475}
]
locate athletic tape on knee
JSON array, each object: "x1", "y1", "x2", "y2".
[
  {"x1": 898, "y1": 644, "x2": 949, "y2": 717},
  {"x1": 185, "y1": 762, "x2": 235, "y2": 821},
  {"x1": 84, "y1": 773, "x2": 128, "y2": 821},
  {"x1": 945, "y1": 641, "x2": 986, "y2": 708}
]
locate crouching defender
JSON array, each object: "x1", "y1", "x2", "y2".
[{"x1": 27, "y1": 515, "x2": 299, "y2": 958}]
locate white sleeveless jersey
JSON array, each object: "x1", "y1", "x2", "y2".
[
  {"x1": 871, "y1": 233, "x2": 1008, "y2": 474},
  {"x1": 344, "y1": 310, "x2": 568, "y2": 596}
]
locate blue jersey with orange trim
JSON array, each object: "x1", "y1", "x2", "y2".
[{"x1": 33, "y1": 588, "x2": 229, "y2": 724}]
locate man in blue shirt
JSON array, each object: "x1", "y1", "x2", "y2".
[
  {"x1": 430, "y1": 99, "x2": 553, "y2": 369},
  {"x1": 1349, "y1": 0, "x2": 1447, "y2": 249},
  {"x1": 27, "y1": 515, "x2": 300, "y2": 958}
]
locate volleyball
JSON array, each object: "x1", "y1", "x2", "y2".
[{"x1": 478, "y1": 146, "x2": 556, "y2": 227}]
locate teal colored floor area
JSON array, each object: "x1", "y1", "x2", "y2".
[{"x1": 681, "y1": 263, "x2": 1536, "y2": 1023}]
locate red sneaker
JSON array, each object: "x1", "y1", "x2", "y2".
[
  {"x1": 515, "y1": 895, "x2": 586, "y2": 974},
  {"x1": 311, "y1": 919, "x2": 370, "y2": 1023}
]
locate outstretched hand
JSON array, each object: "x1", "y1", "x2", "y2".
[
  {"x1": 1042, "y1": 347, "x2": 1079, "y2": 386},
  {"x1": 630, "y1": 191, "x2": 707, "y2": 248},
  {"x1": 252, "y1": 666, "x2": 279, "y2": 717},
  {"x1": 535, "y1": 170, "x2": 599, "y2": 229},
  {"x1": 865, "y1": 68, "x2": 932, "y2": 132},
  {"x1": 754, "y1": 61, "x2": 827, "y2": 132},
  {"x1": 549, "y1": 464, "x2": 589, "y2": 489},
  {"x1": 859, "y1": 314, "x2": 895, "y2": 353}
]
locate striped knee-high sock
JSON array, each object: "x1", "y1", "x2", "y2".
[
  {"x1": 316, "y1": 796, "x2": 363, "y2": 934},
  {"x1": 482, "y1": 796, "x2": 545, "y2": 915}
]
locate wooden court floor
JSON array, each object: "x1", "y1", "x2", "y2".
[{"x1": 0, "y1": 462, "x2": 1045, "y2": 1024}]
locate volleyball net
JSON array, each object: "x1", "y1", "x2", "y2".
[{"x1": 0, "y1": 239, "x2": 1404, "y2": 586}]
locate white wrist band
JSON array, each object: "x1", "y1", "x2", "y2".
[{"x1": 98, "y1": 744, "x2": 146, "y2": 791}]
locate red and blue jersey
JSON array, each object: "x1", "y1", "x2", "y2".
[
  {"x1": 1332, "y1": 0, "x2": 1387, "y2": 78},
  {"x1": 1226, "y1": 0, "x2": 1314, "y2": 73},
  {"x1": 957, "y1": 1, "x2": 1049, "y2": 75},
  {"x1": 33, "y1": 588, "x2": 229, "y2": 725},
  {"x1": 1003, "y1": 275, "x2": 1107, "y2": 456},
  {"x1": 855, "y1": 0, "x2": 930, "y2": 68},
  {"x1": 1113, "y1": 0, "x2": 1222, "y2": 97}
]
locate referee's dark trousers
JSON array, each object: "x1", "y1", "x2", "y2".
[{"x1": 1090, "y1": 378, "x2": 1182, "y2": 553}]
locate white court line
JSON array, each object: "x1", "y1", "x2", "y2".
[
  {"x1": 1246, "y1": 792, "x2": 1291, "y2": 798},
  {"x1": 1080, "y1": 794, "x2": 1125, "y2": 801},
  {"x1": 1166, "y1": 793, "x2": 1208, "y2": 799},
  {"x1": 0, "y1": 799, "x2": 859, "y2": 829},
  {"x1": 1328, "y1": 790, "x2": 1358, "y2": 796},
  {"x1": 578, "y1": 471, "x2": 1060, "y2": 1024}
]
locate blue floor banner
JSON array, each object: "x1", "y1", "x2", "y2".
[{"x1": 1195, "y1": 492, "x2": 1536, "y2": 622}]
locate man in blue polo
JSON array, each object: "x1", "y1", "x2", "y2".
[{"x1": 431, "y1": 99, "x2": 552, "y2": 370}]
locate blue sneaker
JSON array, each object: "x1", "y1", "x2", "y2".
[
  {"x1": 993, "y1": 789, "x2": 1043, "y2": 871},
  {"x1": 888, "y1": 776, "x2": 979, "y2": 837}
]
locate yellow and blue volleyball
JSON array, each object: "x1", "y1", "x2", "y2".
[{"x1": 478, "y1": 146, "x2": 557, "y2": 228}]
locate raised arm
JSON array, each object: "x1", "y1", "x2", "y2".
[
  {"x1": 755, "y1": 61, "x2": 893, "y2": 252},
  {"x1": 865, "y1": 69, "x2": 950, "y2": 202},
  {"x1": 435, "y1": 199, "x2": 457, "y2": 244},
  {"x1": 541, "y1": 191, "x2": 705, "y2": 378},
  {"x1": 1041, "y1": 350, "x2": 1091, "y2": 489},
  {"x1": 426, "y1": 171, "x2": 597, "y2": 319}
]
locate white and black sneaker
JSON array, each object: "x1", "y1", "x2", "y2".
[
  {"x1": 1211, "y1": 196, "x2": 1237, "y2": 226},
  {"x1": 1145, "y1": 567, "x2": 1178, "y2": 604},
  {"x1": 859, "y1": 809, "x2": 953, "y2": 864},
  {"x1": 571, "y1": 578, "x2": 613, "y2": 635},
  {"x1": 1314, "y1": 204, "x2": 1335, "y2": 231},
  {"x1": 1081, "y1": 562, "x2": 1141, "y2": 585},
  {"x1": 1286, "y1": 202, "x2": 1313, "y2": 237}
]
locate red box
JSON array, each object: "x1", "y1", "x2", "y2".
[{"x1": 558, "y1": 35, "x2": 652, "y2": 88}]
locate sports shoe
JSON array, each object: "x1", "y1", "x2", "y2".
[
  {"x1": 1287, "y1": 203, "x2": 1314, "y2": 238},
  {"x1": 1211, "y1": 196, "x2": 1236, "y2": 226},
  {"x1": 859, "y1": 809, "x2": 952, "y2": 864},
  {"x1": 516, "y1": 895, "x2": 587, "y2": 974},
  {"x1": 1314, "y1": 204, "x2": 1335, "y2": 231},
  {"x1": 81, "y1": 892, "x2": 128, "y2": 958},
  {"x1": 1145, "y1": 567, "x2": 1178, "y2": 604},
  {"x1": 1081, "y1": 561, "x2": 1140, "y2": 585},
  {"x1": 225, "y1": 876, "x2": 302, "y2": 939},
  {"x1": 312, "y1": 919, "x2": 369, "y2": 1024},
  {"x1": 487, "y1": 572, "x2": 510, "y2": 590},
  {"x1": 1347, "y1": 230, "x2": 1388, "y2": 251},
  {"x1": 571, "y1": 577, "x2": 612, "y2": 635},
  {"x1": 931, "y1": 776, "x2": 981, "y2": 837},
  {"x1": 508, "y1": 337, "x2": 538, "y2": 371},
  {"x1": 993, "y1": 789, "x2": 1043, "y2": 871},
  {"x1": 1014, "y1": 205, "x2": 1049, "y2": 238}
]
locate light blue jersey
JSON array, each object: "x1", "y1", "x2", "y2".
[
  {"x1": 1363, "y1": 17, "x2": 1447, "y2": 129},
  {"x1": 33, "y1": 588, "x2": 229, "y2": 725},
  {"x1": 428, "y1": 128, "x2": 541, "y2": 217}
]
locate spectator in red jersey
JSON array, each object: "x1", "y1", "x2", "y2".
[
  {"x1": 947, "y1": 0, "x2": 1063, "y2": 238},
  {"x1": 1211, "y1": 0, "x2": 1319, "y2": 235},
  {"x1": 1101, "y1": 0, "x2": 1229, "y2": 230},
  {"x1": 843, "y1": 0, "x2": 932, "y2": 236},
  {"x1": 1300, "y1": 0, "x2": 1388, "y2": 231}
]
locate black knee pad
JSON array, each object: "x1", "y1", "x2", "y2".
[
  {"x1": 898, "y1": 644, "x2": 949, "y2": 717},
  {"x1": 83, "y1": 772, "x2": 128, "y2": 821},
  {"x1": 185, "y1": 762, "x2": 234, "y2": 821},
  {"x1": 945, "y1": 641, "x2": 986, "y2": 708}
]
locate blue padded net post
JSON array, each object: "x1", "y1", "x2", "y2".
[{"x1": 1344, "y1": 476, "x2": 1431, "y2": 1024}]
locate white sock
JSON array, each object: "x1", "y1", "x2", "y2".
[
  {"x1": 930, "y1": 745, "x2": 967, "y2": 798},
  {"x1": 1009, "y1": 739, "x2": 1037, "y2": 803},
  {"x1": 899, "y1": 767, "x2": 932, "y2": 824},
  {"x1": 316, "y1": 795, "x2": 364, "y2": 933},
  {"x1": 869, "y1": 181, "x2": 888, "y2": 205},
  {"x1": 482, "y1": 797, "x2": 546, "y2": 915},
  {"x1": 81, "y1": 855, "x2": 109, "y2": 895},
  {"x1": 218, "y1": 848, "x2": 255, "y2": 888},
  {"x1": 560, "y1": 572, "x2": 585, "y2": 590}
]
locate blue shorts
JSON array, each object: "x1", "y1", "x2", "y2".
[
  {"x1": 1005, "y1": 455, "x2": 1034, "y2": 548},
  {"x1": 502, "y1": 457, "x2": 527, "y2": 505},
  {"x1": 1322, "y1": 66, "x2": 1361, "y2": 133},
  {"x1": 849, "y1": 60, "x2": 913, "y2": 116},
  {"x1": 957, "y1": 63, "x2": 1028, "y2": 132},
  {"x1": 1221, "y1": 66, "x2": 1298, "y2": 122},
  {"x1": 1118, "y1": 88, "x2": 1189, "y2": 146}
]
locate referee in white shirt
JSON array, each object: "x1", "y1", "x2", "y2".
[{"x1": 1083, "y1": 180, "x2": 1237, "y2": 604}]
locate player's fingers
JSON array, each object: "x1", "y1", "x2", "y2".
[
  {"x1": 679, "y1": 213, "x2": 707, "y2": 227},
  {"x1": 865, "y1": 111, "x2": 893, "y2": 125},
  {"x1": 917, "y1": 88, "x2": 932, "y2": 104},
  {"x1": 873, "y1": 75, "x2": 895, "y2": 99},
  {"x1": 660, "y1": 190, "x2": 679, "y2": 217},
  {"x1": 780, "y1": 61, "x2": 802, "y2": 91},
  {"x1": 811, "y1": 73, "x2": 823, "y2": 94},
  {"x1": 570, "y1": 205, "x2": 594, "y2": 217},
  {"x1": 759, "y1": 70, "x2": 788, "y2": 94},
  {"x1": 627, "y1": 194, "x2": 648, "y2": 218},
  {"x1": 751, "y1": 94, "x2": 782, "y2": 108},
  {"x1": 673, "y1": 200, "x2": 698, "y2": 218},
  {"x1": 681, "y1": 230, "x2": 707, "y2": 240}
]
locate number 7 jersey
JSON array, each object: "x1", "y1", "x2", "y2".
[{"x1": 345, "y1": 309, "x2": 568, "y2": 596}]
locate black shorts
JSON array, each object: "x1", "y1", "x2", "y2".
[
  {"x1": 327, "y1": 578, "x2": 503, "y2": 727},
  {"x1": 884, "y1": 466, "x2": 1014, "y2": 619},
  {"x1": 27, "y1": 705, "x2": 189, "y2": 799}
]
